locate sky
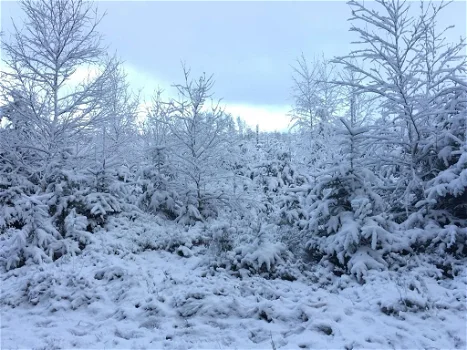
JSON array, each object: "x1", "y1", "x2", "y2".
[{"x1": 1, "y1": 0, "x2": 466, "y2": 131}]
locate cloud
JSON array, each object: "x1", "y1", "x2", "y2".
[
  {"x1": 225, "y1": 103, "x2": 290, "y2": 132},
  {"x1": 122, "y1": 63, "x2": 172, "y2": 99},
  {"x1": 122, "y1": 64, "x2": 292, "y2": 132},
  {"x1": 68, "y1": 65, "x2": 101, "y2": 85},
  {"x1": 2, "y1": 57, "x2": 292, "y2": 132}
]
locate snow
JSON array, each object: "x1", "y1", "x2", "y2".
[
  {"x1": 1, "y1": 215, "x2": 466, "y2": 350},
  {"x1": 1, "y1": 0, "x2": 466, "y2": 349}
]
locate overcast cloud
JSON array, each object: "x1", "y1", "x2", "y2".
[{"x1": 1, "y1": 0, "x2": 465, "y2": 131}]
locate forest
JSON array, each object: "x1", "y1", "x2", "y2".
[{"x1": 0, "y1": 0, "x2": 466, "y2": 349}]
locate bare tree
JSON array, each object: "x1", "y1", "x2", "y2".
[
  {"x1": 143, "y1": 88, "x2": 172, "y2": 151},
  {"x1": 332, "y1": 0, "x2": 466, "y2": 220},
  {"x1": 289, "y1": 54, "x2": 341, "y2": 141},
  {"x1": 99, "y1": 66, "x2": 140, "y2": 163},
  {"x1": 338, "y1": 65, "x2": 376, "y2": 128},
  {"x1": 0, "y1": 0, "x2": 119, "y2": 161},
  {"x1": 333, "y1": 0, "x2": 465, "y2": 152},
  {"x1": 160, "y1": 64, "x2": 234, "y2": 223},
  {"x1": 88, "y1": 65, "x2": 140, "y2": 192}
]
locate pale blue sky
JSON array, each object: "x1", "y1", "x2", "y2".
[{"x1": 1, "y1": 1, "x2": 466, "y2": 131}]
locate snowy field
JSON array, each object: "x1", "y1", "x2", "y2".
[
  {"x1": 2, "y1": 216, "x2": 466, "y2": 350},
  {"x1": 1, "y1": 0, "x2": 466, "y2": 349}
]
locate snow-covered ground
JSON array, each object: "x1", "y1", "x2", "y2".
[{"x1": 1, "y1": 216, "x2": 466, "y2": 350}]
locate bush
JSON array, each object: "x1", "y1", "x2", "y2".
[{"x1": 206, "y1": 224, "x2": 300, "y2": 280}]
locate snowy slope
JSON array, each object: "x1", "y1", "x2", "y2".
[{"x1": 1, "y1": 215, "x2": 466, "y2": 350}]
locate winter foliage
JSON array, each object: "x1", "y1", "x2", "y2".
[{"x1": 0, "y1": 0, "x2": 466, "y2": 348}]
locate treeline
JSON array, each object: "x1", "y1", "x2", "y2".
[{"x1": 0, "y1": 0, "x2": 465, "y2": 281}]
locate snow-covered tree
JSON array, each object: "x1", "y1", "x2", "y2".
[
  {"x1": 0, "y1": 0, "x2": 122, "y2": 269},
  {"x1": 332, "y1": 0, "x2": 466, "y2": 223},
  {"x1": 155, "y1": 65, "x2": 235, "y2": 224},
  {"x1": 304, "y1": 119, "x2": 398, "y2": 280},
  {"x1": 289, "y1": 54, "x2": 342, "y2": 155},
  {"x1": 0, "y1": 0, "x2": 119, "y2": 159}
]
